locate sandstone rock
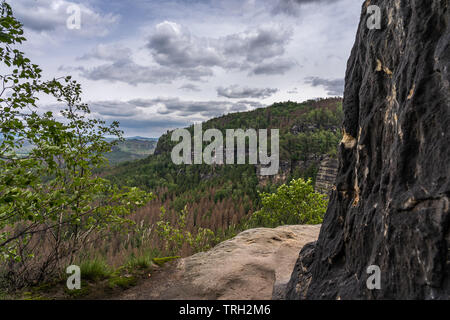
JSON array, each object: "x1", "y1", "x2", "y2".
[
  {"x1": 286, "y1": 0, "x2": 449, "y2": 300},
  {"x1": 315, "y1": 156, "x2": 339, "y2": 195},
  {"x1": 117, "y1": 225, "x2": 320, "y2": 300}
]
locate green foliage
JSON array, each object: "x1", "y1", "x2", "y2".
[
  {"x1": 0, "y1": 1, "x2": 153, "y2": 289},
  {"x1": 156, "y1": 206, "x2": 217, "y2": 255},
  {"x1": 246, "y1": 178, "x2": 328, "y2": 228}
]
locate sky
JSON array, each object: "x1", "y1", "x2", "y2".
[{"x1": 10, "y1": 0, "x2": 363, "y2": 137}]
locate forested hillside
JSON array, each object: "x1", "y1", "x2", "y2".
[
  {"x1": 104, "y1": 138, "x2": 158, "y2": 165},
  {"x1": 104, "y1": 98, "x2": 343, "y2": 252}
]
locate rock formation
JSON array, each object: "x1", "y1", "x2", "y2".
[
  {"x1": 315, "y1": 156, "x2": 339, "y2": 195},
  {"x1": 115, "y1": 225, "x2": 320, "y2": 300},
  {"x1": 285, "y1": 0, "x2": 449, "y2": 299},
  {"x1": 257, "y1": 155, "x2": 335, "y2": 191}
]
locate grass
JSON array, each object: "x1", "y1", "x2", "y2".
[
  {"x1": 2, "y1": 249, "x2": 180, "y2": 299},
  {"x1": 0, "y1": 290, "x2": 8, "y2": 300},
  {"x1": 22, "y1": 291, "x2": 48, "y2": 300},
  {"x1": 64, "y1": 280, "x2": 91, "y2": 299},
  {"x1": 79, "y1": 258, "x2": 112, "y2": 281},
  {"x1": 152, "y1": 256, "x2": 181, "y2": 267},
  {"x1": 108, "y1": 275, "x2": 137, "y2": 290},
  {"x1": 61, "y1": 251, "x2": 161, "y2": 299},
  {"x1": 126, "y1": 249, "x2": 160, "y2": 270}
]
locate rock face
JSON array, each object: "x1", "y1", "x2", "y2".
[
  {"x1": 285, "y1": 0, "x2": 449, "y2": 300},
  {"x1": 257, "y1": 155, "x2": 334, "y2": 190},
  {"x1": 315, "y1": 156, "x2": 339, "y2": 195},
  {"x1": 116, "y1": 225, "x2": 320, "y2": 300}
]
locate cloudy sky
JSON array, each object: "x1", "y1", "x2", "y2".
[{"x1": 11, "y1": 0, "x2": 363, "y2": 137}]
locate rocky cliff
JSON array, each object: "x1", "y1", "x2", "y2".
[{"x1": 285, "y1": 0, "x2": 449, "y2": 299}]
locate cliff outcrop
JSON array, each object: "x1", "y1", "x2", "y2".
[
  {"x1": 116, "y1": 225, "x2": 320, "y2": 300},
  {"x1": 285, "y1": 0, "x2": 449, "y2": 300}
]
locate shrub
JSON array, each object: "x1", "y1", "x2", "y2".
[
  {"x1": 246, "y1": 178, "x2": 328, "y2": 228},
  {"x1": 156, "y1": 206, "x2": 217, "y2": 256}
]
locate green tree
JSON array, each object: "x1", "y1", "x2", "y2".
[
  {"x1": 246, "y1": 178, "x2": 327, "y2": 228},
  {"x1": 0, "y1": 1, "x2": 152, "y2": 288}
]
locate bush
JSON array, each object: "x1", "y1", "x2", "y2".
[
  {"x1": 246, "y1": 178, "x2": 328, "y2": 228},
  {"x1": 156, "y1": 206, "x2": 217, "y2": 255}
]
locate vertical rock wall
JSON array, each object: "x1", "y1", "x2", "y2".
[
  {"x1": 286, "y1": 0, "x2": 449, "y2": 299},
  {"x1": 315, "y1": 156, "x2": 339, "y2": 195}
]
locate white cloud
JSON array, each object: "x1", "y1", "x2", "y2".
[
  {"x1": 77, "y1": 21, "x2": 297, "y2": 86},
  {"x1": 217, "y1": 85, "x2": 278, "y2": 99},
  {"x1": 148, "y1": 21, "x2": 223, "y2": 69},
  {"x1": 11, "y1": 0, "x2": 119, "y2": 38},
  {"x1": 80, "y1": 59, "x2": 213, "y2": 85},
  {"x1": 147, "y1": 21, "x2": 295, "y2": 72},
  {"x1": 77, "y1": 43, "x2": 132, "y2": 61}
]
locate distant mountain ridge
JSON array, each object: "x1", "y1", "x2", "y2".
[
  {"x1": 1, "y1": 136, "x2": 158, "y2": 165},
  {"x1": 105, "y1": 138, "x2": 158, "y2": 165},
  {"x1": 126, "y1": 136, "x2": 159, "y2": 141}
]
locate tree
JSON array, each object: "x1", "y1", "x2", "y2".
[
  {"x1": 246, "y1": 178, "x2": 327, "y2": 228},
  {"x1": 0, "y1": 1, "x2": 152, "y2": 288}
]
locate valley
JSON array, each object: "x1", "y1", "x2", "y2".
[{"x1": 101, "y1": 98, "x2": 343, "y2": 258}]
